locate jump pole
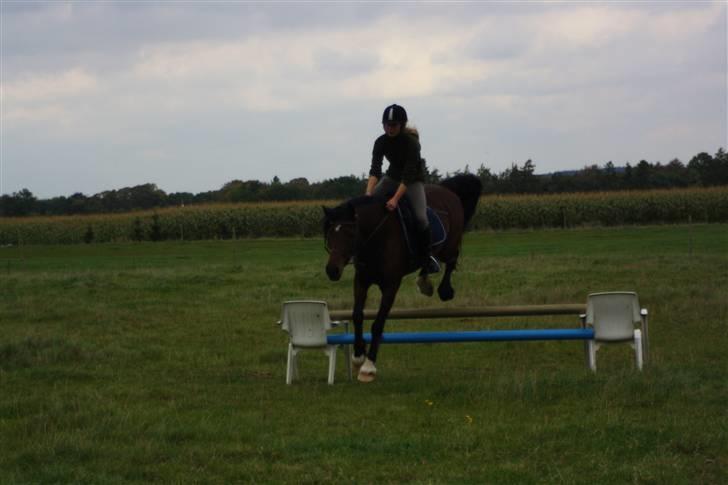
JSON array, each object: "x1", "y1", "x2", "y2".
[
  {"x1": 328, "y1": 304, "x2": 591, "y2": 375},
  {"x1": 328, "y1": 304, "x2": 586, "y2": 322},
  {"x1": 328, "y1": 328, "x2": 594, "y2": 345}
]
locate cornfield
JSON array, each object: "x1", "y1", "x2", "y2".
[
  {"x1": 469, "y1": 187, "x2": 728, "y2": 230},
  {"x1": 1, "y1": 187, "x2": 726, "y2": 245}
]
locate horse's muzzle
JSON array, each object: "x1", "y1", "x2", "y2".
[{"x1": 326, "y1": 263, "x2": 342, "y2": 281}]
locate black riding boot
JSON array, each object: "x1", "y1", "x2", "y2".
[{"x1": 419, "y1": 226, "x2": 440, "y2": 274}]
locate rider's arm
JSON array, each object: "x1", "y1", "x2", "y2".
[
  {"x1": 369, "y1": 137, "x2": 384, "y2": 189},
  {"x1": 365, "y1": 175, "x2": 378, "y2": 195},
  {"x1": 386, "y1": 183, "x2": 408, "y2": 210}
]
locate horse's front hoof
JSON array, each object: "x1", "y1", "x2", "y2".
[
  {"x1": 438, "y1": 285, "x2": 455, "y2": 301},
  {"x1": 357, "y1": 372, "x2": 376, "y2": 383},
  {"x1": 357, "y1": 358, "x2": 377, "y2": 383},
  {"x1": 417, "y1": 275, "x2": 434, "y2": 297}
]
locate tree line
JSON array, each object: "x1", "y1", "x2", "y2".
[{"x1": 2, "y1": 148, "x2": 726, "y2": 217}]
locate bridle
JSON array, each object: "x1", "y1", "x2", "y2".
[
  {"x1": 324, "y1": 211, "x2": 392, "y2": 256},
  {"x1": 324, "y1": 221, "x2": 356, "y2": 254}
]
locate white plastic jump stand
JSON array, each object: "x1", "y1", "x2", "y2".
[
  {"x1": 286, "y1": 341, "x2": 337, "y2": 385},
  {"x1": 280, "y1": 300, "x2": 351, "y2": 385},
  {"x1": 640, "y1": 307, "x2": 650, "y2": 364},
  {"x1": 588, "y1": 329, "x2": 643, "y2": 372},
  {"x1": 585, "y1": 292, "x2": 648, "y2": 372}
]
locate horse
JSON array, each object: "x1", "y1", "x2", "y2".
[{"x1": 322, "y1": 174, "x2": 482, "y2": 382}]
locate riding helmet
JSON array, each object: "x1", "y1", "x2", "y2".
[{"x1": 382, "y1": 104, "x2": 408, "y2": 125}]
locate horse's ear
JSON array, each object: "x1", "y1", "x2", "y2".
[{"x1": 322, "y1": 206, "x2": 332, "y2": 218}]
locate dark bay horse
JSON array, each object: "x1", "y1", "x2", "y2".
[{"x1": 322, "y1": 174, "x2": 482, "y2": 382}]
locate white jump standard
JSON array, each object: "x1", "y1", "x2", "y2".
[{"x1": 280, "y1": 292, "x2": 649, "y2": 384}]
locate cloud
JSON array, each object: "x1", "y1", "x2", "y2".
[
  {"x1": 2, "y1": 68, "x2": 98, "y2": 127},
  {"x1": 536, "y1": 6, "x2": 641, "y2": 48},
  {"x1": 1, "y1": 2, "x2": 725, "y2": 197},
  {"x1": 3, "y1": 67, "x2": 97, "y2": 103},
  {"x1": 118, "y1": 8, "x2": 567, "y2": 112},
  {"x1": 6, "y1": 3, "x2": 720, "y2": 117}
]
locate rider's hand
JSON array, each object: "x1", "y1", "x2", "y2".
[{"x1": 386, "y1": 198, "x2": 398, "y2": 211}]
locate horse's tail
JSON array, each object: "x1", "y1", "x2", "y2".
[{"x1": 439, "y1": 174, "x2": 482, "y2": 228}]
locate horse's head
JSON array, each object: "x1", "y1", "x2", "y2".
[
  {"x1": 322, "y1": 196, "x2": 387, "y2": 281},
  {"x1": 322, "y1": 202, "x2": 357, "y2": 281}
]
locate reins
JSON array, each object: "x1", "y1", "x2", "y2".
[{"x1": 359, "y1": 211, "x2": 392, "y2": 248}]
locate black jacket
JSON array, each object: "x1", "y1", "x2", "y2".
[{"x1": 370, "y1": 131, "x2": 426, "y2": 185}]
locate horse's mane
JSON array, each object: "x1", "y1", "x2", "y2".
[{"x1": 323, "y1": 195, "x2": 386, "y2": 235}]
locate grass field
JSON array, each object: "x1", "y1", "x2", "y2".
[{"x1": 1, "y1": 224, "x2": 727, "y2": 483}]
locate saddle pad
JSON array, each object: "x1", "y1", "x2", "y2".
[
  {"x1": 396, "y1": 203, "x2": 447, "y2": 256},
  {"x1": 428, "y1": 208, "x2": 446, "y2": 246}
]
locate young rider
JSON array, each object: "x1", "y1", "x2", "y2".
[{"x1": 366, "y1": 104, "x2": 440, "y2": 274}]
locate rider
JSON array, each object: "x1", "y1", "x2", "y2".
[{"x1": 366, "y1": 103, "x2": 440, "y2": 274}]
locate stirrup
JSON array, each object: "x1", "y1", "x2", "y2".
[{"x1": 422, "y1": 255, "x2": 440, "y2": 274}]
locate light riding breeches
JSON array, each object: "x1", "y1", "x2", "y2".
[{"x1": 372, "y1": 175, "x2": 428, "y2": 228}]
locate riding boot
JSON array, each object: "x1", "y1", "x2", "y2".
[{"x1": 419, "y1": 226, "x2": 440, "y2": 274}]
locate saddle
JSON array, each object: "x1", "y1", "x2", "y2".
[{"x1": 396, "y1": 196, "x2": 447, "y2": 258}]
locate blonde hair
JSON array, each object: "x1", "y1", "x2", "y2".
[{"x1": 405, "y1": 124, "x2": 419, "y2": 139}]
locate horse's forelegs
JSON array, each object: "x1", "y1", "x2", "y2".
[
  {"x1": 352, "y1": 274, "x2": 369, "y2": 359},
  {"x1": 358, "y1": 283, "x2": 399, "y2": 383},
  {"x1": 437, "y1": 260, "x2": 457, "y2": 301},
  {"x1": 366, "y1": 281, "x2": 400, "y2": 364},
  {"x1": 416, "y1": 271, "x2": 434, "y2": 297}
]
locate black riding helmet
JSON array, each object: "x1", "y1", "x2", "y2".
[{"x1": 382, "y1": 104, "x2": 407, "y2": 125}]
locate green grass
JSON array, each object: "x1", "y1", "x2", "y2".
[{"x1": 1, "y1": 224, "x2": 727, "y2": 483}]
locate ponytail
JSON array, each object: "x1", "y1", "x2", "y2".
[{"x1": 405, "y1": 124, "x2": 419, "y2": 140}]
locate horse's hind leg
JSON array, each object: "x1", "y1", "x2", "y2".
[{"x1": 437, "y1": 260, "x2": 457, "y2": 301}]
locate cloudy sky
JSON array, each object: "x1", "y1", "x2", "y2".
[{"x1": 1, "y1": 1, "x2": 726, "y2": 198}]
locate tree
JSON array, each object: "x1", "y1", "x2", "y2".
[
  {"x1": 168, "y1": 192, "x2": 194, "y2": 207},
  {"x1": 429, "y1": 168, "x2": 443, "y2": 184},
  {"x1": 714, "y1": 148, "x2": 728, "y2": 185},
  {"x1": 635, "y1": 160, "x2": 651, "y2": 188},
  {"x1": 603, "y1": 161, "x2": 619, "y2": 190},
  {"x1": 604, "y1": 161, "x2": 616, "y2": 175},
  {"x1": 0, "y1": 189, "x2": 38, "y2": 216},
  {"x1": 476, "y1": 164, "x2": 497, "y2": 194},
  {"x1": 424, "y1": 160, "x2": 442, "y2": 184},
  {"x1": 6, "y1": 147, "x2": 726, "y2": 215},
  {"x1": 125, "y1": 184, "x2": 166, "y2": 210},
  {"x1": 577, "y1": 164, "x2": 603, "y2": 191},
  {"x1": 313, "y1": 175, "x2": 366, "y2": 199},
  {"x1": 68, "y1": 193, "x2": 89, "y2": 214},
  {"x1": 688, "y1": 152, "x2": 713, "y2": 186},
  {"x1": 266, "y1": 176, "x2": 295, "y2": 201},
  {"x1": 283, "y1": 178, "x2": 310, "y2": 201},
  {"x1": 689, "y1": 149, "x2": 728, "y2": 186},
  {"x1": 226, "y1": 180, "x2": 266, "y2": 202},
  {"x1": 500, "y1": 159, "x2": 540, "y2": 193}
]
